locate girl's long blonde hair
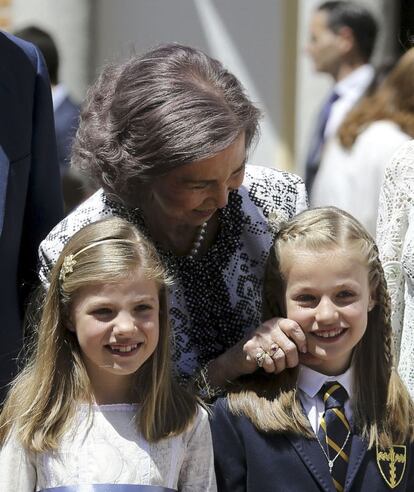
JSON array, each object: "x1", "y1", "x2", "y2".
[
  {"x1": 0, "y1": 217, "x2": 197, "y2": 452},
  {"x1": 228, "y1": 207, "x2": 414, "y2": 448},
  {"x1": 338, "y1": 48, "x2": 414, "y2": 148}
]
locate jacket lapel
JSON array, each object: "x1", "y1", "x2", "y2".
[
  {"x1": 287, "y1": 434, "x2": 336, "y2": 492},
  {"x1": 344, "y1": 434, "x2": 368, "y2": 492}
]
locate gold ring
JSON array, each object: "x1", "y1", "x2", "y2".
[{"x1": 255, "y1": 350, "x2": 267, "y2": 368}]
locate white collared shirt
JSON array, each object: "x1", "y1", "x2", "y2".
[
  {"x1": 51, "y1": 83, "x2": 68, "y2": 111},
  {"x1": 298, "y1": 364, "x2": 353, "y2": 435},
  {"x1": 324, "y1": 64, "x2": 374, "y2": 140}
]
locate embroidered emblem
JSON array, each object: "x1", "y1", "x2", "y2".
[{"x1": 376, "y1": 445, "x2": 406, "y2": 489}]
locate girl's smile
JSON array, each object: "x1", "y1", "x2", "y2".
[
  {"x1": 283, "y1": 247, "x2": 375, "y2": 376},
  {"x1": 105, "y1": 343, "x2": 141, "y2": 355},
  {"x1": 310, "y1": 326, "x2": 347, "y2": 340}
]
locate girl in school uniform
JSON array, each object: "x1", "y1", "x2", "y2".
[
  {"x1": 211, "y1": 207, "x2": 414, "y2": 491},
  {"x1": 0, "y1": 217, "x2": 216, "y2": 491}
]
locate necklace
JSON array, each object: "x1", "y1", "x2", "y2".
[
  {"x1": 187, "y1": 221, "x2": 208, "y2": 258},
  {"x1": 316, "y1": 430, "x2": 351, "y2": 474}
]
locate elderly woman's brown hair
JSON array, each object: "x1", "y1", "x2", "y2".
[
  {"x1": 228, "y1": 207, "x2": 414, "y2": 449},
  {"x1": 338, "y1": 47, "x2": 414, "y2": 148},
  {"x1": 73, "y1": 44, "x2": 261, "y2": 206}
]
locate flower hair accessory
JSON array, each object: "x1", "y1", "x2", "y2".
[
  {"x1": 58, "y1": 238, "x2": 136, "y2": 283},
  {"x1": 59, "y1": 254, "x2": 77, "y2": 282}
]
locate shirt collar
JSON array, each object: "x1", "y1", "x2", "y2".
[
  {"x1": 52, "y1": 83, "x2": 68, "y2": 110},
  {"x1": 298, "y1": 364, "x2": 353, "y2": 399},
  {"x1": 334, "y1": 64, "x2": 374, "y2": 98}
]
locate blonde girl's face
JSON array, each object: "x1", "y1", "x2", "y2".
[
  {"x1": 283, "y1": 246, "x2": 375, "y2": 376},
  {"x1": 69, "y1": 268, "x2": 160, "y2": 403}
]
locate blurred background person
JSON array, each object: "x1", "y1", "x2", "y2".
[
  {"x1": 60, "y1": 167, "x2": 95, "y2": 215},
  {"x1": 14, "y1": 25, "x2": 93, "y2": 215},
  {"x1": 14, "y1": 25, "x2": 80, "y2": 176},
  {"x1": 304, "y1": 0, "x2": 378, "y2": 195},
  {"x1": 0, "y1": 30, "x2": 63, "y2": 403},
  {"x1": 311, "y1": 48, "x2": 414, "y2": 235}
]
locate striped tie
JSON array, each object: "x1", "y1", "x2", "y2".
[{"x1": 318, "y1": 381, "x2": 352, "y2": 492}]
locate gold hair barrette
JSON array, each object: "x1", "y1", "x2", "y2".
[
  {"x1": 58, "y1": 238, "x2": 135, "y2": 283},
  {"x1": 59, "y1": 254, "x2": 77, "y2": 282}
]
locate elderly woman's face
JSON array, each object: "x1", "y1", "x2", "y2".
[{"x1": 149, "y1": 133, "x2": 246, "y2": 227}]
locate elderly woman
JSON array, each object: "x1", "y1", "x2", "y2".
[{"x1": 39, "y1": 44, "x2": 307, "y2": 396}]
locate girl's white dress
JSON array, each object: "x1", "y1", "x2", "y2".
[
  {"x1": 377, "y1": 140, "x2": 414, "y2": 398},
  {"x1": 0, "y1": 404, "x2": 216, "y2": 492}
]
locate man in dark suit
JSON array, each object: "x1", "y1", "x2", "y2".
[{"x1": 0, "y1": 31, "x2": 64, "y2": 402}]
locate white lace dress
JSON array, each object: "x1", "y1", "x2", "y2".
[
  {"x1": 377, "y1": 140, "x2": 414, "y2": 398},
  {"x1": 0, "y1": 404, "x2": 216, "y2": 491}
]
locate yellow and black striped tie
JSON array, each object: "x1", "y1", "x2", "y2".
[{"x1": 318, "y1": 381, "x2": 352, "y2": 492}]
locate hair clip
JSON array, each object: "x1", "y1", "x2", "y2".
[
  {"x1": 268, "y1": 210, "x2": 288, "y2": 233},
  {"x1": 58, "y1": 238, "x2": 137, "y2": 284},
  {"x1": 59, "y1": 254, "x2": 77, "y2": 282}
]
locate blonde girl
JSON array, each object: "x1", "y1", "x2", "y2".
[
  {"x1": 211, "y1": 207, "x2": 414, "y2": 492},
  {"x1": 0, "y1": 217, "x2": 216, "y2": 491}
]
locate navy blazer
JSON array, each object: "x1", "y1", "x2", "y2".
[
  {"x1": 0, "y1": 32, "x2": 63, "y2": 401},
  {"x1": 211, "y1": 398, "x2": 414, "y2": 491}
]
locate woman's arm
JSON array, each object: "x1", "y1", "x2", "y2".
[{"x1": 196, "y1": 317, "x2": 306, "y2": 397}]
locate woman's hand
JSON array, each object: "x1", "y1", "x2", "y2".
[
  {"x1": 206, "y1": 317, "x2": 307, "y2": 389},
  {"x1": 242, "y1": 317, "x2": 307, "y2": 374}
]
